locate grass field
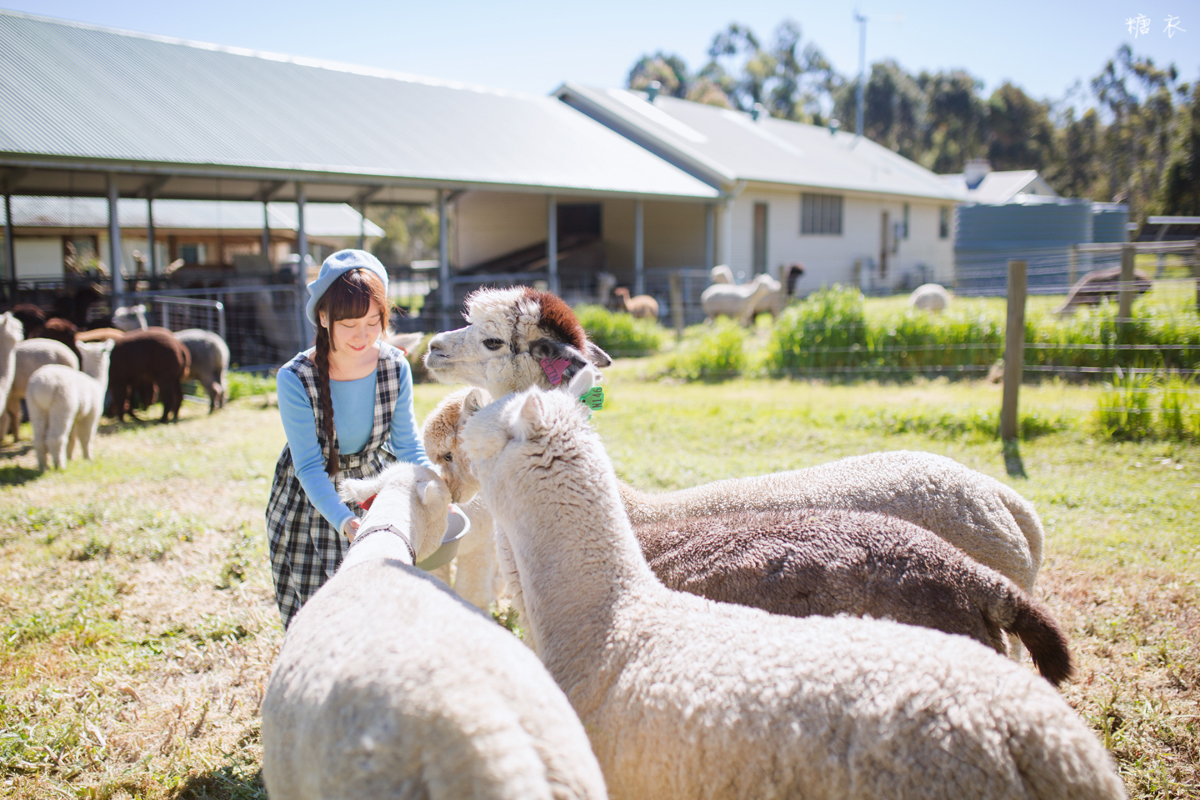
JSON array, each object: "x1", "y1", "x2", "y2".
[{"x1": 1, "y1": 372, "x2": 1197, "y2": 798}]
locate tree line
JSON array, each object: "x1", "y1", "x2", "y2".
[{"x1": 627, "y1": 20, "x2": 1200, "y2": 227}]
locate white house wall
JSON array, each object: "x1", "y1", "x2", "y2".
[
  {"x1": 454, "y1": 192, "x2": 548, "y2": 269},
  {"x1": 721, "y1": 186, "x2": 954, "y2": 294},
  {"x1": 13, "y1": 238, "x2": 61, "y2": 278}
]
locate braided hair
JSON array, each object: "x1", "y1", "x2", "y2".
[{"x1": 312, "y1": 268, "x2": 388, "y2": 477}]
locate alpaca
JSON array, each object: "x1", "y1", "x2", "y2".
[
  {"x1": 263, "y1": 461, "x2": 607, "y2": 800},
  {"x1": 701, "y1": 273, "x2": 778, "y2": 326},
  {"x1": 175, "y1": 329, "x2": 230, "y2": 413},
  {"x1": 107, "y1": 328, "x2": 190, "y2": 422},
  {"x1": 3, "y1": 339, "x2": 78, "y2": 442},
  {"x1": 1054, "y1": 266, "x2": 1152, "y2": 316},
  {"x1": 0, "y1": 312, "x2": 25, "y2": 443},
  {"x1": 709, "y1": 264, "x2": 734, "y2": 284},
  {"x1": 112, "y1": 304, "x2": 149, "y2": 332},
  {"x1": 909, "y1": 282, "x2": 952, "y2": 313},
  {"x1": 27, "y1": 340, "x2": 115, "y2": 470},
  {"x1": 612, "y1": 287, "x2": 659, "y2": 319},
  {"x1": 460, "y1": 381, "x2": 1125, "y2": 800}
]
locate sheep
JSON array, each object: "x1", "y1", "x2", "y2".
[
  {"x1": 460, "y1": 380, "x2": 1127, "y2": 800},
  {"x1": 106, "y1": 328, "x2": 190, "y2": 423},
  {"x1": 635, "y1": 507, "x2": 1071, "y2": 683},
  {"x1": 2, "y1": 339, "x2": 79, "y2": 442},
  {"x1": 174, "y1": 329, "x2": 229, "y2": 413},
  {"x1": 909, "y1": 282, "x2": 952, "y2": 313},
  {"x1": 1054, "y1": 265, "x2": 1152, "y2": 316},
  {"x1": 424, "y1": 286, "x2": 612, "y2": 400},
  {"x1": 26, "y1": 340, "x2": 115, "y2": 470},
  {"x1": 262, "y1": 461, "x2": 607, "y2": 800},
  {"x1": 0, "y1": 312, "x2": 25, "y2": 444},
  {"x1": 700, "y1": 272, "x2": 778, "y2": 326},
  {"x1": 422, "y1": 387, "x2": 501, "y2": 609},
  {"x1": 112, "y1": 304, "x2": 149, "y2": 332},
  {"x1": 612, "y1": 286, "x2": 659, "y2": 319}
]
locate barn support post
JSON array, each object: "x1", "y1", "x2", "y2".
[
  {"x1": 438, "y1": 189, "x2": 451, "y2": 333},
  {"x1": 146, "y1": 197, "x2": 157, "y2": 279},
  {"x1": 548, "y1": 194, "x2": 559, "y2": 296},
  {"x1": 107, "y1": 174, "x2": 125, "y2": 300},
  {"x1": 262, "y1": 201, "x2": 271, "y2": 265},
  {"x1": 704, "y1": 202, "x2": 715, "y2": 274},
  {"x1": 4, "y1": 192, "x2": 14, "y2": 300},
  {"x1": 720, "y1": 197, "x2": 734, "y2": 273},
  {"x1": 1000, "y1": 259, "x2": 1027, "y2": 443},
  {"x1": 634, "y1": 199, "x2": 644, "y2": 297},
  {"x1": 295, "y1": 181, "x2": 312, "y2": 351},
  {"x1": 1118, "y1": 243, "x2": 1136, "y2": 346}
]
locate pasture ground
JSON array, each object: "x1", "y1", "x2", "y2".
[{"x1": 0, "y1": 373, "x2": 1197, "y2": 799}]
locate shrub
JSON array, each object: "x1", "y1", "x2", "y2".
[
  {"x1": 574, "y1": 304, "x2": 664, "y2": 357},
  {"x1": 1096, "y1": 369, "x2": 1156, "y2": 440},
  {"x1": 765, "y1": 285, "x2": 868, "y2": 376},
  {"x1": 226, "y1": 371, "x2": 276, "y2": 401},
  {"x1": 665, "y1": 319, "x2": 747, "y2": 381}
]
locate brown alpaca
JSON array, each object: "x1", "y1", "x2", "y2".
[{"x1": 612, "y1": 287, "x2": 659, "y2": 319}]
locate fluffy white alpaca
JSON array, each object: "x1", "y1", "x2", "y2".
[
  {"x1": 700, "y1": 273, "x2": 778, "y2": 326},
  {"x1": 26, "y1": 340, "x2": 115, "y2": 470},
  {"x1": 0, "y1": 312, "x2": 24, "y2": 442},
  {"x1": 909, "y1": 282, "x2": 951, "y2": 313},
  {"x1": 3, "y1": 339, "x2": 79, "y2": 443},
  {"x1": 262, "y1": 462, "x2": 607, "y2": 800},
  {"x1": 461, "y1": 381, "x2": 1126, "y2": 800}
]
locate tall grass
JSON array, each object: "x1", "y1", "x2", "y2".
[
  {"x1": 664, "y1": 319, "x2": 747, "y2": 381},
  {"x1": 575, "y1": 304, "x2": 665, "y2": 357}
]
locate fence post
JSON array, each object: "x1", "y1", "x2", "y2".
[
  {"x1": 1118, "y1": 243, "x2": 1136, "y2": 323},
  {"x1": 668, "y1": 272, "x2": 684, "y2": 342},
  {"x1": 1194, "y1": 238, "x2": 1200, "y2": 315},
  {"x1": 1000, "y1": 259, "x2": 1027, "y2": 442},
  {"x1": 1068, "y1": 243, "x2": 1078, "y2": 287}
]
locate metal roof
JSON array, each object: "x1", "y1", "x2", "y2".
[
  {"x1": 939, "y1": 170, "x2": 1052, "y2": 204},
  {"x1": 0, "y1": 11, "x2": 717, "y2": 203},
  {"x1": 5, "y1": 196, "x2": 383, "y2": 237},
  {"x1": 556, "y1": 83, "x2": 962, "y2": 202}
]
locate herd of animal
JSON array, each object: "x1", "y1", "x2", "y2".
[
  {"x1": 262, "y1": 285, "x2": 1127, "y2": 799},
  {"x1": 0, "y1": 302, "x2": 230, "y2": 470}
]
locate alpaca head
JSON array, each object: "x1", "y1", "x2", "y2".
[
  {"x1": 113, "y1": 304, "x2": 148, "y2": 332},
  {"x1": 424, "y1": 286, "x2": 612, "y2": 398},
  {"x1": 0, "y1": 312, "x2": 23, "y2": 349},
  {"x1": 340, "y1": 462, "x2": 452, "y2": 563},
  {"x1": 76, "y1": 339, "x2": 116, "y2": 382},
  {"x1": 422, "y1": 387, "x2": 490, "y2": 502}
]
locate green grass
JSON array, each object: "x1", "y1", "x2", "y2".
[{"x1": 0, "y1": 377, "x2": 1196, "y2": 797}]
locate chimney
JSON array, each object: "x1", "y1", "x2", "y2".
[
  {"x1": 963, "y1": 159, "x2": 991, "y2": 190},
  {"x1": 646, "y1": 80, "x2": 661, "y2": 103}
]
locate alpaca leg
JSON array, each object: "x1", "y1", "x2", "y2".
[
  {"x1": 28, "y1": 403, "x2": 49, "y2": 471},
  {"x1": 453, "y1": 541, "x2": 498, "y2": 611},
  {"x1": 77, "y1": 411, "x2": 99, "y2": 460},
  {"x1": 5, "y1": 397, "x2": 21, "y2": 441},
  {"x1": 42, "y1": 405, "x2": 71, "y2": 470}
]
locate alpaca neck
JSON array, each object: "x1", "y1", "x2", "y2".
[
  {"x1": 340, "y1": 489, "x2": 419, "y2": 572},
  {"x1": 617, "y1": 478, "x2": 725, "y2": 525}
]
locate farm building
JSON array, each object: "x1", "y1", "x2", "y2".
[
  {"x1": 555, "y1": 83, "x2": 963, "y2": 297},
  {"x1": 939, "y1": 159, "x2": 1060, "y2": 204},
  {"x1": 0, "y1": 9, "x2": 717, "y2": 342}
]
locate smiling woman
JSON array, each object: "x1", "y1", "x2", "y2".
[{"x1": 264, "y1": 250, "x2": 437, "y2": 628}]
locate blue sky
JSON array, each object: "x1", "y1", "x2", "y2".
[{"x1": 6, "y1": 0, "x2": 1198, "y2": 107}]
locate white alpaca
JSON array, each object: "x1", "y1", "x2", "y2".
[
  {"x1": 422, "y1": 387, "x2": 501, "y2": 609},
  {"x1": 709, "y1": 264, "x2": 734, "y2": 284},
  {"x1": 0, "y1": 312, "x2": 25, "y2": 442},
  {"x1": 262, "y1": 462, "x2": 607, "y2": 800},
  {"x1": 26, "y1": 340, "x2": 115, "y2": 470},
  {"x1": 909, "y1": 282, "x2": 951, "y2": 313},
  {"x1": 461, "y1": 382, "x2": 1126, "y2": 800},
  {"x1": 112, "y1": 303, "x2": 149, "y2": 331},
  {"x1": 2, "y1": 339, "x2": 79, "y2": 442},
  {"x1": 700, "y1": 272, "x2": 778, "y2": 326},
  {"x1": 175, "y1": 329, "x2": 230, "y2": 413}
]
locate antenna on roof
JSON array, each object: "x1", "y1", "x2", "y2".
[
  {"x1": 751, "y1": 102, "x2": 765, "y2": 121},
  {"x1": 854, "y1": 11, "x2": 867, "y2": 139},
  {"x1": 646, "y1": 80, "x2": 661, "y2": 103},
  {"x1": 829, "y1": 119, "x2": 841, "y2": 136}
]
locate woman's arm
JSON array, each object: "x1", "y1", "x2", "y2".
[
  {"x1": 277, "y1": 369, "x2": 356, "y2": 535},
  {"x1": 388, "y1": 357, "x2": 433, "y2": 468}
]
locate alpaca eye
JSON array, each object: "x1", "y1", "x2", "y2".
[
  {"x1": 443, "y1": 453, "x2": 453, "y2": 463},
  {"x1": 482, "y1": 338, "x2": 505, "y2": 351}
]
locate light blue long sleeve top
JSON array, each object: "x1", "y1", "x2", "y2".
[{"x1": 277, "y1": 354, "x2": 431, "y2": 535}]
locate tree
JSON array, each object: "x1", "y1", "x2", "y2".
[
  {"x1": 1156, "y1": 80, "x2": 1200, "y2": 215},
  {"x1": 370, "y1": 206, "x2": 439, "y2": 268},
  {"x1": 918, "y1": 69, "x2": 988, "y2": 173},
  {"x1": 833, "y1": 60, "x2": 925, "y2": 160},
  {"x1": 986, "y1": 83, "x2": 1056, "y2": 172},
  {"x1": 626, "y1": 52, "x2": 691, "y2": 98}
]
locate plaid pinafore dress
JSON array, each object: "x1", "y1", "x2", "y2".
[{"x1": 265, "y1": 345, "x2": 404, "y2": 627}]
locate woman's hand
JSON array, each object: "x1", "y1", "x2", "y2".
[{"x1": 344, "y1": 517, "x2": 361, "y2": 539}]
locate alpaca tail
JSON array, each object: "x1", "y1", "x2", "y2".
[{"x1": 979, "y1": 575, "x2": 1073, "y2": 686}]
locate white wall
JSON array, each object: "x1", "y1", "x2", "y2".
[
  {"x1": 454, "y1": 192, "x2": 548, "y2": 268},
  {"x1": 13, "y1": 238, "x2": 63, "y2": 278}
]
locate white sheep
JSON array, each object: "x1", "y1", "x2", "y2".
[
  {"x1": 909, "y1": 282, "x2": 952, "y2": 313},
  {"x1": 0, "y1": 312, "x2": 25, "y2": 442},
  {"x1": 174, "y1": 328, "x2": 230, "y2": 413},
  {"x1": 26, "y1": 340, "x2": 115, "y2": 470},
  {"x1": 112, "y1": 303, "x2": 149, "y2": 331},
  {"x1": 461, "y1": 381, "x2": 1127, "y2": 800},
  {"x1": 421, "y1": 387, "x2": 501, "y2": 609},
  {"x1": 262, "y1": 461, "x2": 607, "y2": 800},
  {"x1": 700, "y1": 272, "x2": 778, "y2": 326},
  {"x1": 2, "y1": 339, "x2": 79, "y2": 442}
]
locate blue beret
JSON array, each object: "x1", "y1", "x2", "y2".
[{"x1": 305, "y1": 249, "x2": 390, "y2": 326}]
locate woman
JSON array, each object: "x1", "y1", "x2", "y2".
[{"x1": 265, "y1": 249, "x2": 434, "y2": 627}]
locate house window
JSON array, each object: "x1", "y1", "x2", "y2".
[
  {"x1": 903, "y1": 203, "x2": 910, "y2": 239},
  {"x1": 801, "y1": 193, "x2": 843, "y2": 235},
  {"x1": 180, "y1": 243, "x2": 207, "y2": 264},
  {"x1": 938, "y1": 207, "x2": 951, "y2": 239}
]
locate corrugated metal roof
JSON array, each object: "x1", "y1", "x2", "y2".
[
  {"x1": 0, "y1": 11, "x2": 717, "y2": 200},
  {"x1": 557, "y1": 83, "x2": 962, "y2": 201},
  {"x1": 4, "y1": 196, "x2": 383, "y2": 236},
  {"x1": 939, "y1": 170, "x2": 1050, "y2": 204}
]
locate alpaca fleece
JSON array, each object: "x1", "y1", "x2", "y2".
[
  {"x1": 26, "y1": 340, "x2": 114, "y2": 470},
  {"x1": 636, "y1": 507, "x2": 1071, "y2": 684},
  {"x1": 4, "y1": 338, "x2": 78, "y2": 442},
  {"x1": 462, "y1": 385, "x2": 1125, "y2": 800},
  {"x1": 175, "y1": 329, "x2": 229, "y2": 413},
  {"x1": 106, "y1": 327, "x2": 190, "y2": 422}
]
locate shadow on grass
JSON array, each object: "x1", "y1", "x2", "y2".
[
  {"x1": 1002, "y1": 439, "x2": 1027, "y2": 479},
  {"x1": 0, "y1": 464, "x2": 41, "y2": 485},
  {"x1": 173, "y1": 766, "x2": 266, "y2": 800}
]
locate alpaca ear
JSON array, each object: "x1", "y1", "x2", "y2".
[
  {"x1": 566, "y1": 365, "x2": 597, "y2": 399},
  {"x1": 340, "y1": 473, "x2": 385, "y2": 504},
  {"x1": 461, "y1": 387, "x2": 490, "y2": 421},
  {"x1": 586, "y1": 341, "x2": 612, "y2": 368},
  {"x1": 415, "y1": 472, "x2": 448, "y2": 507},
  {"x1": 514, "y1": 390, "x2": 548, "y2": 440},
  {"x1": 529, "y1": 338, "x2": 590, "y2": 383}
]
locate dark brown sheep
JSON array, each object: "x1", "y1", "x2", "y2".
[
  {"x1": 636, "y1": 507, "x2": 1072, "y2": 685},
  {"x1": 106, "y1": 328, "x2": 190, "y2": 423}
]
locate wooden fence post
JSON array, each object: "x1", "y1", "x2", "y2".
[
  {"x1": 1068, "y1": 243, "x2": 1078, "y2": 287},
  {"x1": 1000, "y1": 259, "x2": 1027, "y2": 442},
  {"x1": 1118, "y1": 243, "x2": 1136, "y2": 323},
  {"x1": 1194, "y1": 238, "x2": 1200, "y2": 315},
  {"x1": 668, "y1": 272, "x2": 684, "y2": 342}
]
